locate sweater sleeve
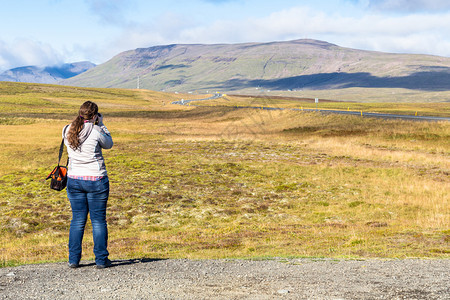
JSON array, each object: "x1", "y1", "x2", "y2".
[
  {"x1": 62, "y1": 124, "x2": 70, "y2": 139},
  {"x1": 95, "y1": 125, "x2": 113, "y2": 149}
]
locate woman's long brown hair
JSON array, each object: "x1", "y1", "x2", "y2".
[{"x1": 67, "y1": 101, "x2": 98, "y2": 150}]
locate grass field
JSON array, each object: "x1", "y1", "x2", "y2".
[
  {"x1": 0, "y1": 82, "x2": 448, "y2": 267},
  {"x1": 235, "y1": 87, "x2": 450, "y2": 104},
  {"x1": 194, "y1": 94, "x2": 450, "y2": 118}
]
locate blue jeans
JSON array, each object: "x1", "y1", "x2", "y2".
[{"x1": 67, "y1": 177, "x2": 110, "y2": 265}]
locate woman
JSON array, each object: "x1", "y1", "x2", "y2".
[{"x1": 63, "y1": 101, "x2": 113, "y2": 269}]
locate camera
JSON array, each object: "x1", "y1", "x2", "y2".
[{"x1": 95, "y1": 113, "x2": 102, "y2": 125}]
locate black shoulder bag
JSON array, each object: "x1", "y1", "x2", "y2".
[{"x1": 46, "y1": 126, "x2": 69, "y2": 191}]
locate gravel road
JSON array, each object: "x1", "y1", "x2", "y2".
[{"x1": 1, "y1": 258, "x2": 449, "y2": 299}]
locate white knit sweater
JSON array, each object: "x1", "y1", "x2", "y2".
[{"x1": 62, "y1": 122, "x2": 113, "y2": 177}]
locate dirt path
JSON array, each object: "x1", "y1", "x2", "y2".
[{"x1": 1, "y1": 258, "x2": 449, "y2": 299}]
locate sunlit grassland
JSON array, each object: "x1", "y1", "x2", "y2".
[
  {"x1": 0, "y1": 82, "x2": 448, "y2": 267},
  {"x1": 194, "y1": 94, "x2": 450, "y2": 118},
  {"x1": 235, "y1": 87, "x2": 450, "y2": 103}
]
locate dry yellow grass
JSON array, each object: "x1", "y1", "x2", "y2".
[
  {"x1": 236, "y1": 87, "x2": 450, "y2": 103},
  {"x1": 0, "y1": 82, "x2": 448, "y2": 266}
]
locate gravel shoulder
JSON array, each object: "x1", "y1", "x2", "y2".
[{"x1": 1, "y1": 258, "x2": 449, "y2": 299}]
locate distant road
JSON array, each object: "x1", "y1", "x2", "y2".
[
  {"x1": 288, "y1": 107, "x2": 449, "y2": 122},
  {"x1": 173, "y1": 94, "x2": 450, "y2": 122},
  {"x1": 171, "y1": 93, "x2": 223, "y2": 105}
]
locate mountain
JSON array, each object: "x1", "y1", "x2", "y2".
[
  {"x1": 0, "y1": 61, "x2": 96, "y2": 84},
  {"x1": 62, "y1": 39, "x2": 450, "y2": 92}
]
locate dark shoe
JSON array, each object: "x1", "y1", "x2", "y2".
[
  {"x1": 68, "y1": 263, "x2": 79, "y2": 269},
  {"x1": 96, "y1": 259, "x2": 112, "y2": 269}
]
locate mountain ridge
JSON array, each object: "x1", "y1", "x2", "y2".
[
  {"x1": 0, "y1": 61, "x2": 96, "y2": 84},
  {"x1": 62, "y1": 39, "x2": 450, "y2": 92}
]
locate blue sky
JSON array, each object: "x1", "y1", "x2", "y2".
[{"x1": 1, "y1": 0, "x2": 450, "y2": 71}]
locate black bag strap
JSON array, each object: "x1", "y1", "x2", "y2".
[{"x1": 58, "y1": 125, "x2": 69, "y2": 166}]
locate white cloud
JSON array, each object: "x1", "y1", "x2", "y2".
[
  {"x1": 84, "y1": 0, "x2": 134, "y2": 26},
  {"x1": 366, "y1": 0, "x2": 450, "y2": 12},
  {"x1": 201, "y1": 0, "x2": 240, "y2": 3},
  {"x1": 4, "y1": 1, "x2": 450, "y2": 70},
  {"x1": 106, "y1": 5, "x2": 450, "y2": 58},
  {"x1": 272, "y1": 7, "x2": 450, "y2": 57},
  {"x1": 106, "y1": 12, "x2": 203, "y2": 56},
  {"x1": 0, "y1": 39, "x2": 64, "y2": 71}
]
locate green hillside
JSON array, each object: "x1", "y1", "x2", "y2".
[{"x1": 63, "y1": 39, "x2": 450, "y2": 93}]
